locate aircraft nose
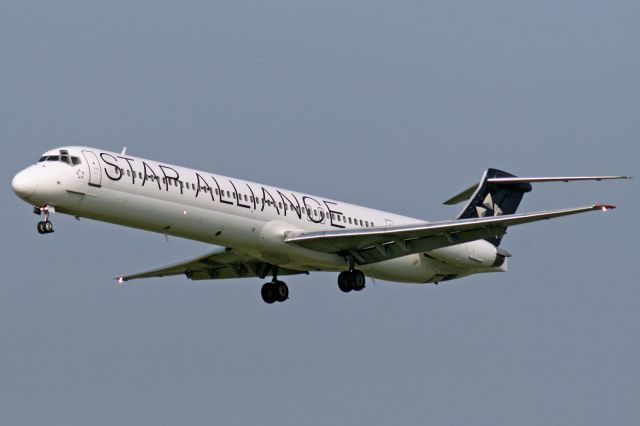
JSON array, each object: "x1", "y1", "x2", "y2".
[{"x1": 12, "y1": 168, "x2": 38, "y2": 200}]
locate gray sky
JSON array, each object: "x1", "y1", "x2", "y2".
[{"x1": 1, "y1": 1, "x2": 638, "y2": 425}]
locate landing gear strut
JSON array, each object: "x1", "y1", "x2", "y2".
[
  {"x1": 260, "y1": 267, "x2": 289, "y2": 304},
  {"x1": 35, "y1": 205, "x2": 55, "y2": 234},
  {"x1": 337, "y1": 269, "x2": 366, "y2": 293}
]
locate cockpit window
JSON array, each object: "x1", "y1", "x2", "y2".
[{"x1": 38, "y1": 154, "x2": 82, "y2": 166}]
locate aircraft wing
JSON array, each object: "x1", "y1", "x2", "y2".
[
  {"x1": 285, "y1": 205, "x2": 614, "y2": 265},
  {"x1": 117, "y1": 247, "x2": 307, "y2": 282}
]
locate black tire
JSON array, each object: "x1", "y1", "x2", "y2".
[
  {"x1": 37, "y1": 222, "x2": 45, "y2": 234},
  {"x1": 274, "y1": 281, "x2": 289, "y2": 302},
  {"x1": 44, "y1": 221, "x2": 54, "y2": 233},
  {"x1": 261, "y1": 282, "x2": 276, "y2": 304},
  {"x1": 338, "y1": 271, "x2": 352, "y2": 293},
  {"x1": 350, "y1": 270, "x2": 366, "y2": 291}
]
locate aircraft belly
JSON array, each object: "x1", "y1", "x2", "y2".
[{"x1": 361, "y1": 253, "x2": 469, "y2": 283}]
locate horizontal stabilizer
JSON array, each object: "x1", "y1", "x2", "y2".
[
  {"x1": 487, "y1": 175, "x2": 631, "y2": 184},
  {"x1": 443, "y1": 183, "x2": 479, "y2": 205},
  {"x1": 444, "y1": 175, "x2": 630, "y2": 205}
]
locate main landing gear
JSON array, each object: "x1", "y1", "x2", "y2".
[
  {"x1": 34, "y1": 205, "x2": 55, "y2": 234},
  {"x1": 337, "y1": 269, "x2": 366, "y2": 293},
  {"x1": 261, "y1": 267, "x2": 289, "y2": 304}
]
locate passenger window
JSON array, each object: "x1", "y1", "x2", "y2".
[
  {"x1": 365, "y1": 221, "x2": 369, "y2": 227},
  {"x1": 127, "y1": 170, "x2": 131, "y2": 177},
  {"x1": 359, "y1": 219, "x2": 363, "y2": 226},
  {"x1": 348, "y1": 217, "x2": 352, "y2": 224}
]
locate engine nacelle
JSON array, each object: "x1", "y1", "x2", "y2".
[{"x1": 427, "y1": 240, "x2": 507, "y2": 269}]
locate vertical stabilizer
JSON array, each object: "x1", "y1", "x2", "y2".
[{"x1": 455, "y1": 169, "x2": 532, "y2": 246}]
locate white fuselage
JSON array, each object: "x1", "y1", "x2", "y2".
[{"x1": 12, "y1": 147, "x2": 505, "y2": 283}]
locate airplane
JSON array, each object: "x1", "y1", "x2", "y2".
[{"x1": 11, "y1": 147, "x2": 628, "y2": 304}]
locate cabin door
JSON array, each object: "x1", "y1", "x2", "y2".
[{"x1": 81, "y1": 150, "x2": 102, "y2": 188}]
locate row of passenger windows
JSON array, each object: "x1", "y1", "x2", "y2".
[{"x1": 117, "y1": 167, "x2": 376, "y2": 228}]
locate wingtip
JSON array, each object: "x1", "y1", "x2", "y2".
[
  {"x1": 594, "y1": 204, "x2": 616, "y2": 211},
  {"x1": 115, "y1": 276, "x2": 128, "y2": 284}
]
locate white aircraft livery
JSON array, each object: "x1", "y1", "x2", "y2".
[{"x1": 11, "y1": 147, "x2": 628, "y2": 304}]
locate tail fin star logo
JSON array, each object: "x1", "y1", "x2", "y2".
[{"x1": 476, "y1": 192, "x2": 503, "y2": 217}]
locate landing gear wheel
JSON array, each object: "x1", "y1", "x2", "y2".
[
  {"x1": 338, "y1": 271, "x2": 352, "y2": 293},
  {"x1": 261, "y1": 283, "x2": 276, "y2": 304},
  {"x1": 338, "y1": 270, "x2": 366, "y2": 293},
  {"x1": 350, "y1": 270, "x2": 365, "y2": 291},
  {"x1": 274, "y1": 281, "x2": 289, "y2": 302},
  {"x1": 37, "y1": 220, "x2": 54, "y2": 234}
]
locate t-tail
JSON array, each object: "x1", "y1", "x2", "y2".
[{"x1": 444, "y1": 169, "x2": 630, "y2": 246}]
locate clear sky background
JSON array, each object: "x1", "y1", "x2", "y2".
[{"x1": 1, "y1": 1, "x2": 638, "y2": 425}]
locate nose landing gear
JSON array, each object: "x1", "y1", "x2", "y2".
[
  {"x1": 34, "y1": 205, "x2": 55, "y2": 234},
  {"x1": 37, "y1": 220, "x2": 54, "y2": 234}
]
